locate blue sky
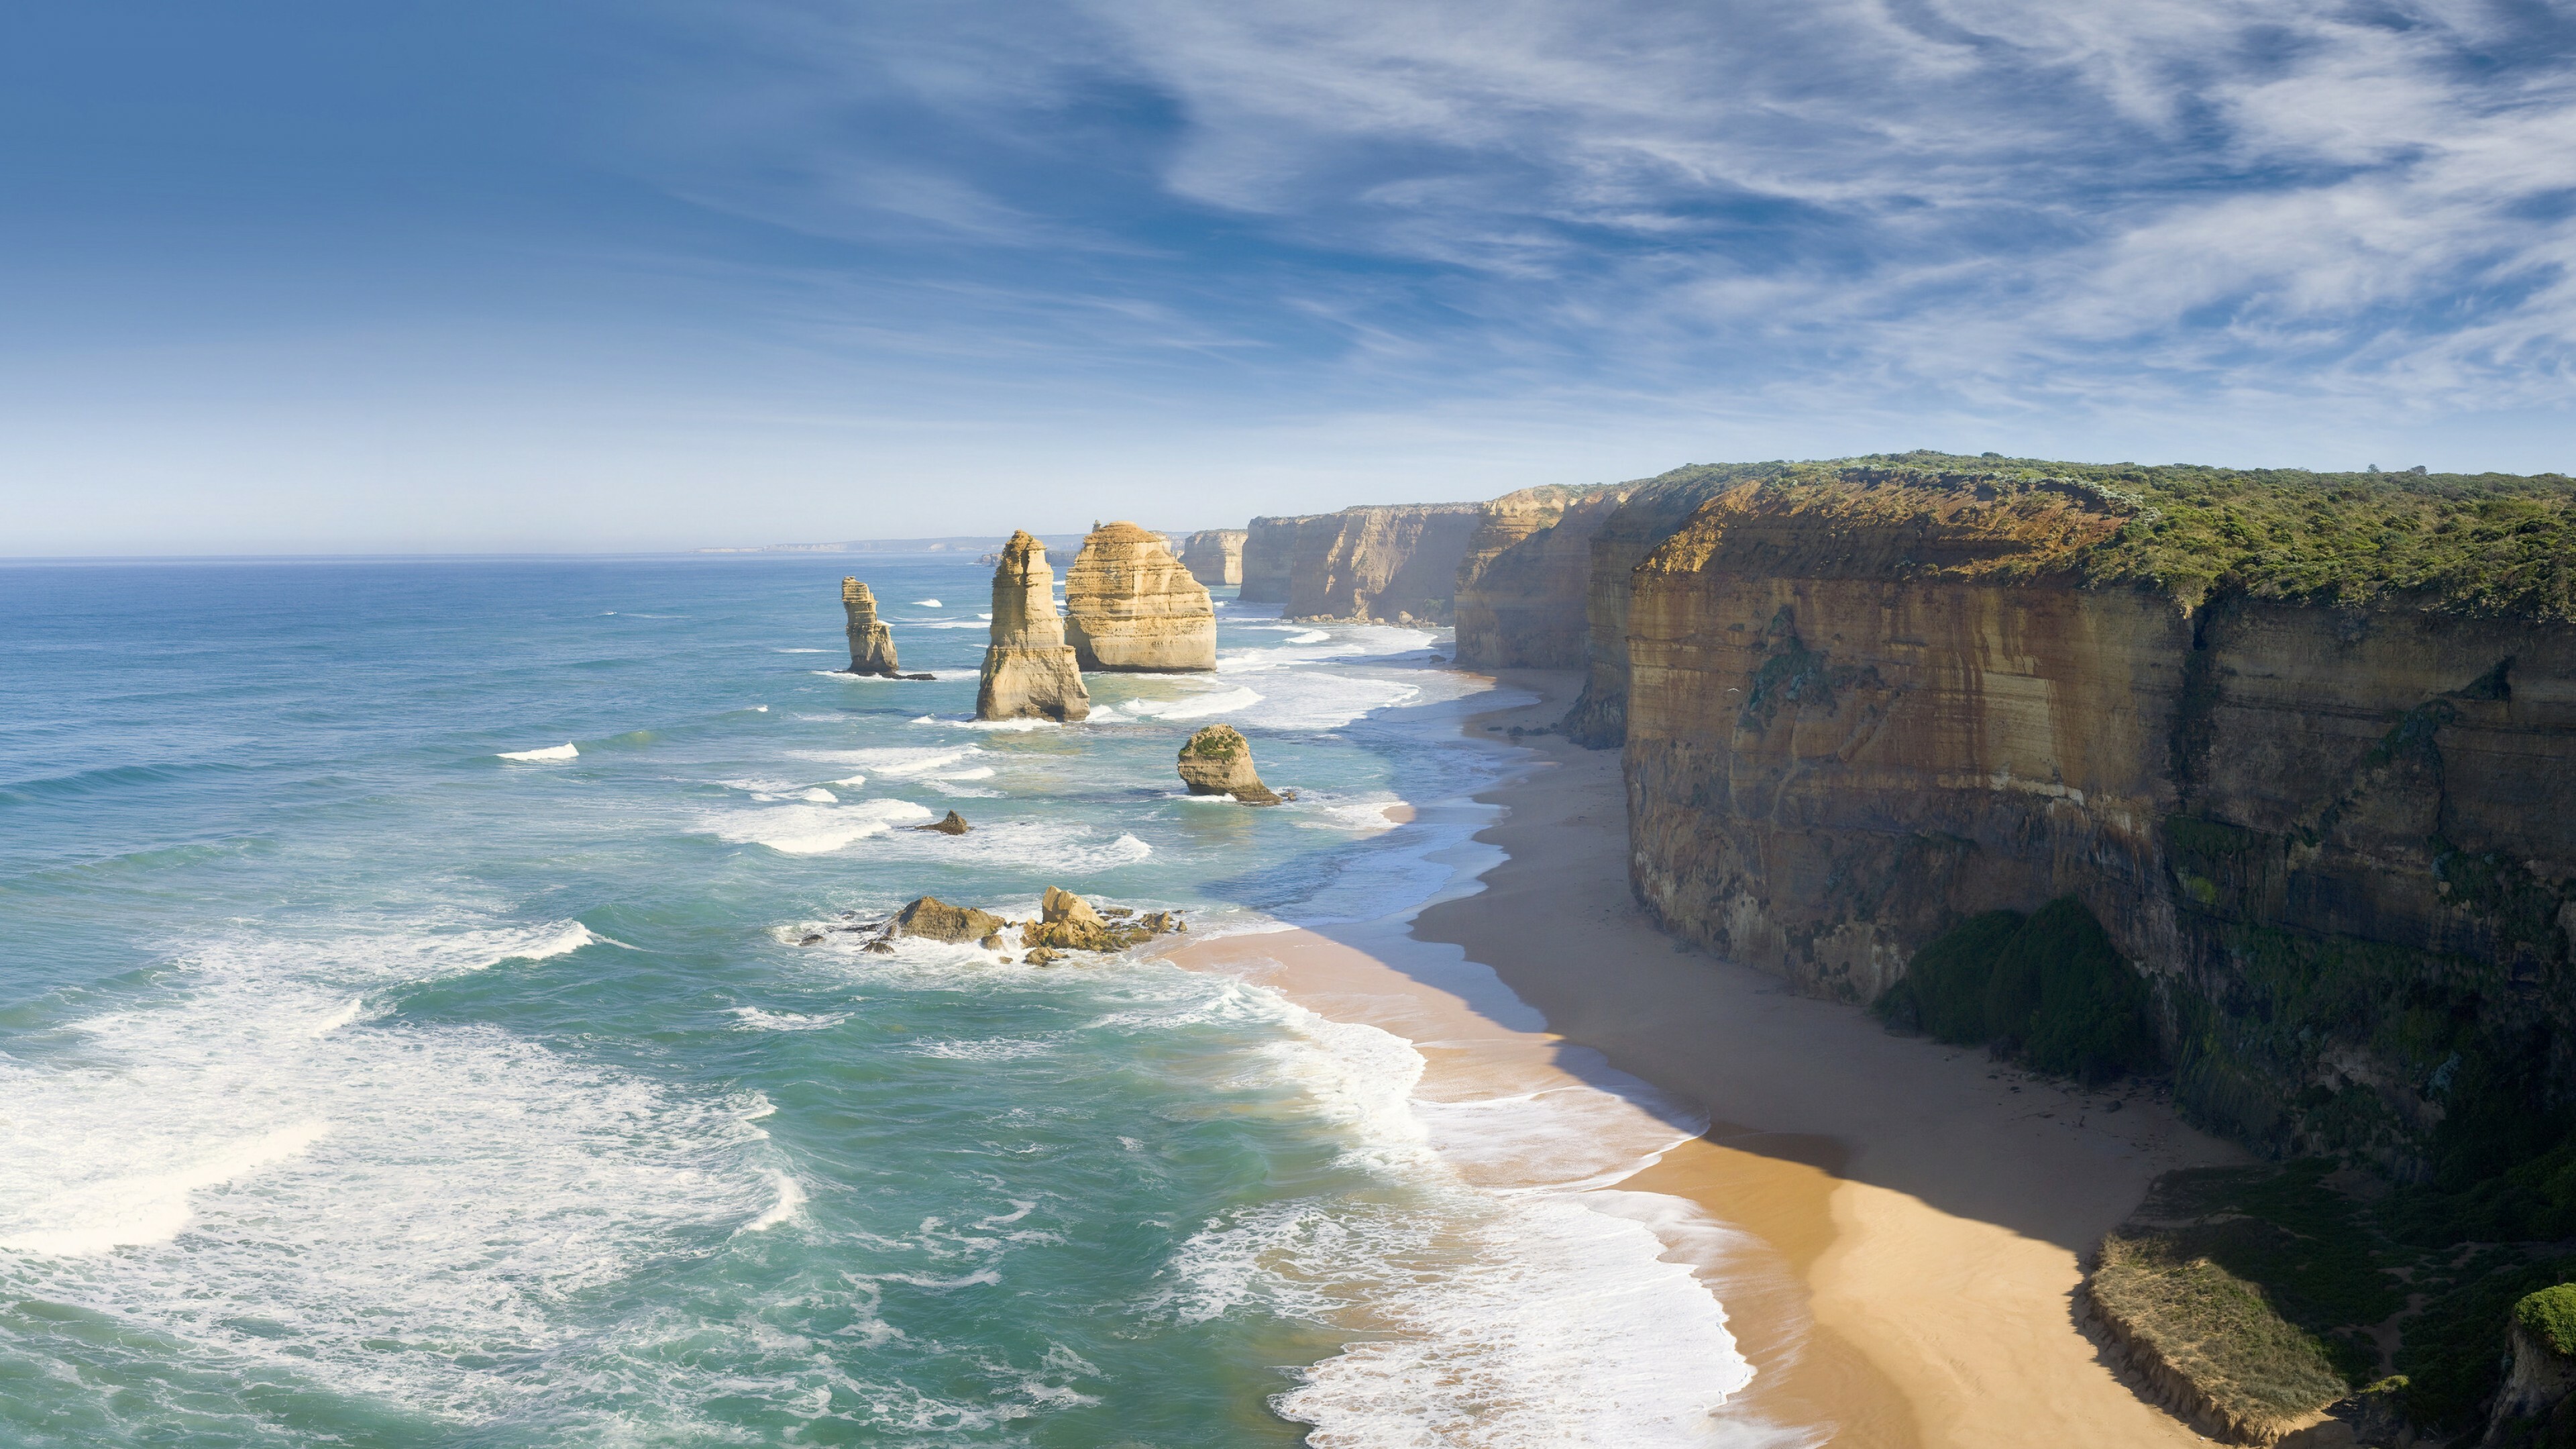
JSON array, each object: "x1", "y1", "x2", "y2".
[{"x1": 5, "y1": 0, "x2": 2573, "y2": 553}]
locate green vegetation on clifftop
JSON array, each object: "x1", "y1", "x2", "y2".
[{"x1": 1648, "y1": 450, "x2": 2576, "y2": 620}]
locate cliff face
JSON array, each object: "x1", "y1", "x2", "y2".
[
  {"x1": 1618, "y1": 468, "x2": 2576, "y2": 1169},
  {"x1": 841, "y1": 578, "x2": 900, "y2": 676},
  {"x1": 1063, "y1": 523, "x2": 1218, "y2": 672},
  {"x1": 1561, "y1": 466, "x2": 1773, "y2": 745},
  {"x1": 1239, "y1": 515, "x2": 1320, "y2": 603},
  {"x1": 1181, "y1": 529, "x2": 1246, "y2": 588},
  {"x1": 975, "y1": 531, "x2": 1091, "y2": 722},
  {"x1": 1452, "y1": 485, "x2": 1635, "y2": 669},
  {"x1": 1240, "y1": 506, "x2": 1483, "y2": 621}
]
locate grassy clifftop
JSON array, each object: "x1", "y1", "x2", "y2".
[{"x1": 1638, "y1": 451, "x2": 2576, "y2": 621}]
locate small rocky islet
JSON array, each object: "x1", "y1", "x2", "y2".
[{"x1": 801, "y1": 886, "x2": 1184, "y2": 967}]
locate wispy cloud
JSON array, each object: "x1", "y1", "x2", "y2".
[{"x1": 643, "y1": 0, "x2": 2576, "y2": 435}]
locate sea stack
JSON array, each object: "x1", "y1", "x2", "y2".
[
  {"x1": 1063, "y1": 523, "x2": 1218, "y2": 672},
  {"x1": 841, "y1": 578, "x2": 901, "y2": 676},
  {"x1": 1177, "y1": 724, "x2": 1282, "y2": 805},
  {"x1": 1181, "y1": 529, "x2": 1246, "y2": 587},
  {"x1": 973, "y1": 531, "x2": 1091, "y2": 722}
]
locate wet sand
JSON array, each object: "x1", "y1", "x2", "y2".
[{"x1": 1175, "y1": 669, "x2": 2245, "y2": 1446}]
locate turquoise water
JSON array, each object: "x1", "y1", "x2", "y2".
[{"x1": 0, "y1": 557, "x2": 1752, "y2": 1446}]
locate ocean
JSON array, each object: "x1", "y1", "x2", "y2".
[{"x1": 0, "y1": 555, "x2": 1760, "y2": 1446}]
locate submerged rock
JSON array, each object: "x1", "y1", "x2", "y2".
[
  {"x1": 974, "y1": 531, "x2": 1091, "y2": 722},
  {"x1": 1065, "y1": 522, "x2": 1218, "y2": 672},
  {"x1": 862, "y1": 938, "x2": 897, "y2": 955},
  {"x1": 913, "y1": 810, "x2": 971, "y2": 835},
  {"x1": 890, "y1": 895, "x2": 1008, "y2": 943},
  {"x1": 1176, "y1": 724, "x2": 1282, "y2": 805},
  {"x1": 840, "y1": 578, "x2": 902, "y2": 677}
]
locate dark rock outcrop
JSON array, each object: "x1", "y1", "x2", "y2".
[{"x1": 912, "y1": 811, "x2": 971, "y2": 835}]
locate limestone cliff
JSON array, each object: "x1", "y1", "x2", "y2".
[
  {"x1": 1240, "y1": 513, "x2": 1324, "y2": 603},
  {"x1": 1237, "y1": 504, "x2": 1484, "y2": 622},
  {"x1": 1063, "y1": 523, "x2": 1217, "y2": 672},
  {"x1": 1452, "y1": 484, "x2": 1636, "y2": 669},
  {"x1": 1560, "y1": 464, "x2": 1782, "y2": 746},
  {"x1": 1615, "y1": 460, "x2": 2576, "y2": 1171},
  {"x1": 974, "y1": 531, "x2": 1091, "y2": 722},
  {"x1": 840, "y1": 578, "x2": 901, "y2": 676},
  {"x1": 1181, "y1": 529, "x2": 1246, "y2": 587}
]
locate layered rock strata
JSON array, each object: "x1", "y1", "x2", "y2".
[
  {"x1": 1558, "y1": 464, "x2": 1772, "y2": 745},
  {"x1": 1063, "y1": 523, "x2": 1218, "y2": 671},
  {"x1": 1240, "y1": 503, "x2": 1483, "y2": 622},
  {"x1": 1181, "y1": 529, "x2": 1246, "y2": 587},
  {"x1": 841, "y1": 578, "x2": 902, "y2": 676},
  {"x1": 973, "y1": 531, "x2": 1091, "y2": 722},
  {"x1": 1452, "y1": 484, "x2": 1638, "y2": 669},
  {"x1": 1177, "y1": 724, "x2": 1281, "y2": 804},
  {"x1": 1617, "y1": 464, "x2": 2576, "y2": 1170},
  {"x1": 1239, "y1": 514, "x2": 1321, "y2": 603}
]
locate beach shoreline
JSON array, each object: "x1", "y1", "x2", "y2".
[{"x1": 1178, "y1": 667, "x2": 2245, "y2": 1446}]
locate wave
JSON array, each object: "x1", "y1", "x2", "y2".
[
  {"x1": 1116, "y1": 686, "x2": 1264, "y2": 721},
  {"x1": 735, "y1": 1170, "x2": 808, "y2": 1234},
  {"x1": 774, "y1": 647, "x2": 828, "y2": 653},
  {"x1": 727, "y1": 1006, "x2": 848, "y2": 1032},
  {"x1": 875, "y1": 820, "x2": 1151, "y2": 874},
  {"x1": 1131, "y1": 989, "x2": 1764, "y2": 1448},
  {"x1": 912, "y1": 599, "x2": 943, "y2": 608},
  {"x1": 497, "y1": 743, "x2": 578, "y2": 761},
  {"x1": 0, "y1": 916, "x2": 795, "y2": 1423},
  {"x1": 790, "y1": 745, "x2": 979, "y2": 777},
  {"x1": 704, "y1": 798, "x2": 936, "y2": 854}
]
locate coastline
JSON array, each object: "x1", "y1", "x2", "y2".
[{"x1": 1177, "y1": 667, "x2": 2245, "y2": 1446}]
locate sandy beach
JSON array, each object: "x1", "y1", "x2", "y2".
[{"x1": 1175, "y1": 669, "x2": 2247, "y2": 1447}]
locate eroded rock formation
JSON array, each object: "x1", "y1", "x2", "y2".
[
  {"x1": 1064, "y1": 522, "x2": 1217, "y2": 671},
  {"x1": 1018, "y1": 887, "x2": 1185, "y2": 955},
  {"x1": 890, "y1": 896, "x2": 1007, "y2": 943},
  {"x1": 1240, "y1": 504, "x2": 1484, "y2": 622},
  {"x1": 974, "y1": 531, "x2": 1091, "y2": 722},
  {"x1": 1177, "y1": 724, "x2": 1281, "y2": 804},
  {"x1": 1182, "y1": 529, "x2": 1246, "y2": 587},
  {"x1": 841, "y1": 578, "x2": 901, "y2": 676},
  {"x1": 912, "y1": 810, "x2": 971, "y2": 835},
  {"x1": 1616, "y1": 464, "x2": 2576, "y2": 1170},
  {"x1": 1452, "y1": 484, "x2": 1637, "y2": 669}
]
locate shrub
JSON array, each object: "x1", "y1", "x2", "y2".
[{"x1": 1875, "y1": 898, "x2": 2158, "y2": 1085}]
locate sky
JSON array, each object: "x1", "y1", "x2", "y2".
[{"x1": 4, "y1": 0, "x2": 2574, "y2": 554}]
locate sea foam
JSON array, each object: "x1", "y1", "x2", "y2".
[{"x1": 497, "y1": 743, "x2": 578, "y2": 761}]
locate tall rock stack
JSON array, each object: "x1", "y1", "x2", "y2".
[
  {"x1": 1064, "y1": 523, "x2": 1218, "y2": 672},
  {"x1": 840, "y1": 578, "x2": 902, "y2": 676},
  {"x1": 1181, "y1": 529, "x2": 1246, "y2": 587},
  {"x1": 974, "y1": 531, "x2": 1091, "y2": 722}
]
